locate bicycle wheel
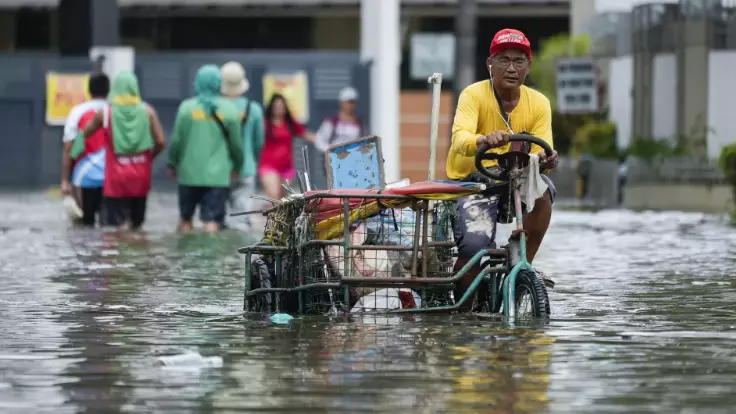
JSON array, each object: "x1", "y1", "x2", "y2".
[{"x1": 513, "y1": 269, "x2": 550, "y2": 319}]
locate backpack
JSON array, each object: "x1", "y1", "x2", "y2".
[
  {"x1": 241, "y1": 100, "x2": 252, "y2": 127},
  {"x1": 210, "y1": 106, "x2": 235, "y2": 162},
  {"x1": 327, "y1": 115, "x2": 364, "y2": 145}
]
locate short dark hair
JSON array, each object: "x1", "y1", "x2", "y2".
[{"x1": 88, "y1": 73, "x2": 110, "y2": 98}]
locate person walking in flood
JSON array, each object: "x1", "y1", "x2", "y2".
[
  {"x1": 259, "y1": 94, "x2": 316, "y2": 201},
  {"x1": 167, "y1": 64, "x2": 244, "y2": 233},
  {"x1": 82, "y1": 71, "x2": 166, "y2": 231},
  {"x1": 314, "y1": 87, "x2": 365, "y2": 152},
  {"x1": 219, "y1": 61, "x2": 265, "y2": 231},
  {"x1": 62, "y1": 73, "x2": 110, "y2": 226}
]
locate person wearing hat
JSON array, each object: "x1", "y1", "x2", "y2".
[
  {"x1": 167, "y1": 65, "x2": 244, "y2": 233},
  {"x1": 314, "y1": 86, "x2": 365, "y2": 152},
  {"x1": 220, "y1": 61, "x2": 265, "y2": 231},
  {"x1": 447, "y1": 28, "x2": 559, "y2": 307}
]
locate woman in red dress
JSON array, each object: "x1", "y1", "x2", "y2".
[{"x1": 258, "y1": 94, "x2": 316, "y2": 200}]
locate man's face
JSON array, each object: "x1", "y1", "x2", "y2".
[
  {"x1": 340, "y1": 99, "x2": 357, "y2": 115},
  {"x1": 487, "y1": 49, "x2": 530, "y2": 89}
]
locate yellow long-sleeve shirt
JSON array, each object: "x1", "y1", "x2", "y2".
[{"x1": 446, "y1": 80, "x2": 554, "y2": 180}]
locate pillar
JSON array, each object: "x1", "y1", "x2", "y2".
[
  {"x1": 362, "y1": 0, "x2": 401, "y2": 183},
  {"x1": 58, "y1": 0, "x2": 119, "y2": 56}
]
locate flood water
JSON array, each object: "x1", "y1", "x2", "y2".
[{"x1": 2, "y1": 191, "x2": 736, "y2": 413}]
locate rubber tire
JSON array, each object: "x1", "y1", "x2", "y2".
[
  {"x1": 246, "y1": 271, "x2": 273, "y2": 313},
  {"x1": 512, "y1": 270, "x2": 550, "y2": 319}
]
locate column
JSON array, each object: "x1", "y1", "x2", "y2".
[
  {"x1": 58, "y1": 0, "x2": 119, "y2": 56},
  {"x1": 363, "y1": 0, "x2": 401, "y2": 183}
]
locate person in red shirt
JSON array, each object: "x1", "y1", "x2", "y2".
[{"x1": 258, "y1": 94, "x2": 316, "y2": 200}]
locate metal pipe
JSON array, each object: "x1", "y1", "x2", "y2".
[
  {"x1": 343, "y1": 264, "x2": 505, "y2": 286},
  {"x1": 427, "y1": 73, "x2": 443, "y2": 180},
  {"x1": 343, "y1": 197, "x2": 351, "y2": 278},
  {"x1": 237, "y1": 245, "x2": 289, "y2": 254},
  {"x1": 410, "y1": 202, "x2": 422, "y2": 276},
  {"x1": 421, "y1": 201, "x2": 430, "y2": 277},
  {"x1": 299, "y1": 239, "x2": 460, "y2": 250},
  {"x1": 246, "y1": 283, "x2": 342, "y2": 296},
  {"x1": 390, "y1": 265, "x2": 493, "y2": 314}
]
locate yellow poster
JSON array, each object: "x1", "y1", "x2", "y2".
[
  {"x1": 46, "y1": 72, "x2": 91, "y2": 126},
  {"x1": 262, "y1": 71, "x2": 310, "y2": 124}
]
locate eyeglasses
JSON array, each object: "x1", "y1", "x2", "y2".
[{"x1": 492, "y1": 56, "x2": 530, "y2": 70}]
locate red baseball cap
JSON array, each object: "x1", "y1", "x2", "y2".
[{"x1": 490, "y1": 28, "x2": 532, "y2": 61}]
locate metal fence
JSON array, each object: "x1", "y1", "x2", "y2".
[{"x1": 0, "y1": 51, "x2": 371, "y2": 190}]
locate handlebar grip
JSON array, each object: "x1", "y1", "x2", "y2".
[{"x1": 508, "y1": 134, "x2": 553, "y2": 156}]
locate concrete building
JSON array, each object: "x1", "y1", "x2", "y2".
[
  {"x1": 0, "y1": 0, "x2": 573, "y2": 187},
  {"x1": 585, "y1": 0, "x2": 736, "y2": 213}
]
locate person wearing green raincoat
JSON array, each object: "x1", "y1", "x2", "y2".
[
  {"x1": 167, "y1": 64, "x2": 244, "y2": 233},
  {"x1": 82, "y1": 71, "x2": 167, "y2": 230}
]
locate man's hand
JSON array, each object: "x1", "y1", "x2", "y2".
[
  {"x1": 167, "y1": 166, "x2": 176, "y2": 179},
  {"x1": 61, "y1": 180, "x2": 72, "y2": 195},
  {"x1": 538, "y1": 149, "x2": 559, "y2": 170},
  {"x1": 476, "y1": 130, "x2": 509, "y2": 149}
]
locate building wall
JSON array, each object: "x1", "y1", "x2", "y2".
[
  {"x1": 608, "y1": 56, "x2": 632, "y2": 149},
  {"x1": 312, "y1": 16, "x2": 360, "y2": 50},
  {"x1": 651, "y1": 53, "x2": 676, "y2": 139},
  {"x1": 0, "y1": 11, "x2": 15, "y2": 50},
  {"x1": 624, "y1": 183, "x2": 732, "y2": 213},
  {"x1": 398, "y1": 91, "x2": 453, "y2": 183},
  {"x1": 707, "y1": 51, "x2": 736, "y2": 160},
  {"x1": 0, "y1": 51, "x2": 369, "y2": 189}
]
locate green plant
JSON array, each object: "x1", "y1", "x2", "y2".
[
  {"x1": 572, "y1": 120, "x2": 618, "y2": 159},
  {"x1": 625, "y1": 136, "x2": 686, "y2": 162},
  {"x1": 529, "y1": 33, "x2": 592, "y2": 111},
  {"x1": 529, "y1": 33, "x2": 593, "y2": 155},
  {"x1": 718, "y1": 142, "x2": 736, "y2": 223}
]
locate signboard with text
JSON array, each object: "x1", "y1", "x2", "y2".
[
  {"x1": 410, "y1": 33, "x2": 455, "y2": 80},
  {"x1": 45, "y1": 72, "x2": 91, "y2": 126},
  {"x1": 556, "y1": 57, "x2": 598, "y2": 114}
]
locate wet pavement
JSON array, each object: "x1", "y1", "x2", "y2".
[{"x1": 2, "y1": 191, "x2": 736, "y2": 413}]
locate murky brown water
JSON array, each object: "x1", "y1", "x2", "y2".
[{"x1": 2, "y1": 191, "x2": 736, "y2": 413}]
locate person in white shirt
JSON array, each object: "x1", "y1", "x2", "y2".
[
  {"x1": 60, "y1": 73, "x2": 110, "y2": 226},
  {"x1": 314, "y1": 87, "x2": 365, "y2": 152}
]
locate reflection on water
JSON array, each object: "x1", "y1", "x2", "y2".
[{"x1": 2, "y1": 192, "x2": 736, "y2": 413}]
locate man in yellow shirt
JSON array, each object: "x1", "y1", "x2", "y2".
[{"x1": 448, "y1": 29, "x2": 559, "y2": 306}]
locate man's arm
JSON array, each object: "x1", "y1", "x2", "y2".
[
  {"x1": 60, "y1": 142, "x2": 74, "y2": 194},
  {"x1": 167, "y1": 103, "x2": 187, "y2": 169},
  {"x1": 252, "y1": 105, "x2": 265, "y2": 157},
  {"x1": 528, "y1": 97, "x2": 557, "y2": 168},
  {"x1": 82, "y1": 111, "x2": 103, "y2": 138},
  {"x1": 450, "y1": 89, "x2": 484, "y2": 157},
  {"x1": 528, "y1": 97, "x2": 554, "y2": 152},
  {"x1": 313, "y1": 119, "x2": 333, "y2": 152},
  {"x1": 60, "y1": 106, "x2": 82, "y2": 193},
  {"x1": 146, "y1": 104, "x2": 167, "y2": 159}
]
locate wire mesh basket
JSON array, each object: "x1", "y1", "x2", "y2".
[
  {"x1": 300, "y1": 195, "x2": 458, "y2": 314},
  {"x1": 243, "y1": 192, "x2": 461, "y2": 315}
]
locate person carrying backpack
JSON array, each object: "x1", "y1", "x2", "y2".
[
  {"x1": 167, "y1": 64, "x2": 244, "y2": 233},
  {"x1": 81, "y1": 71, "x2": 167, "y2": 231},
  {"x1": 314, "y1": 87, "x2": 365, "y2": 152},
  {"x1": 219, "y1": 61, "x2": 265, "y2": 231}
]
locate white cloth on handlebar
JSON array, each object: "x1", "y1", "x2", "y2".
[{"x1": 520, "y1": 154, "x2": 548, "y2": 209}]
